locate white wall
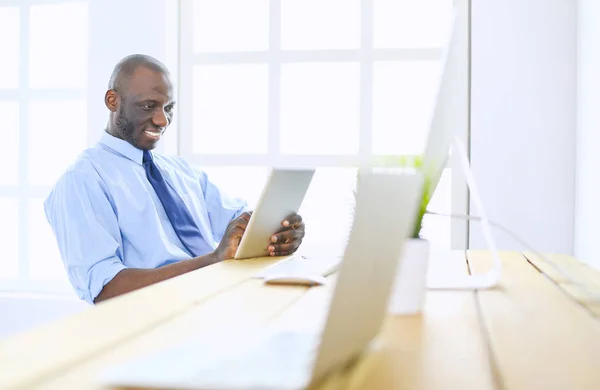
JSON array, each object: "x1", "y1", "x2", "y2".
[
  {"x1": 575, "y1": 0, "x2": 600, "y2": 269},
  {"x1": 469, "y1": 0, "x2": 577, "y2": 255}
]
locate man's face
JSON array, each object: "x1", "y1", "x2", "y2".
[{"x1": 112, "y1": 66, "x2": 175, "y2": 150}]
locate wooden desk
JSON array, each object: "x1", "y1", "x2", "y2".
[{"x1": 1, "y1": 250, "x2": 600, "y2": 390}]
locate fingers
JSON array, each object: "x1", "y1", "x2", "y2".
[
  {"x1": 264, "y1": 213, "x2": 306, "y2": 256},
  {"x1": 268, "y1": 241, "x2": 301, "y2": 256},
  {"x1": 228, "y1": 226, "x2": 246, "y2": 239},
  {"x1": 271, "y1": 227, "x2": 305, "y2": 243},
  {"x1": 231, "y1": 213, "x2": 251, "y2": 230},
  {"x1": 223, "y1": 213, "x2": 251, "y2": 242},
  {"x1": 238, "y1": 211, "x2": 252, "y2": 222},
  {"x1": 214, "y1": 224, "x2": 246, "y2": 262},
  {"x1": 282, "y1": 213, "x2": 303, "y2": 228}
]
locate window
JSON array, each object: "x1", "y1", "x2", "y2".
[
  {"x1": 0, "y1": 1, "x2": 89, "y2": 294},
  {"x1": 179, "y1": 0, "x2": 463, "y2": 255},
  {"x1": 0, "y1": 0, "x2": 467, "y2": 295}
]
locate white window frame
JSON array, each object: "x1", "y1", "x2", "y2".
[
  {"x1": 0, "y1": 0, "x2": 88, "y2": 295},
  {"x1": 178, "y1": 0, "x2": 471, "y2": 249},
  {"x1": 0, "y1": 0, "x2": 471, "y2": 294}
]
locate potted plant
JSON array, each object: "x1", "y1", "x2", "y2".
[{"x1": 373, "y1": 155, "x2": 434, "y2": 315}]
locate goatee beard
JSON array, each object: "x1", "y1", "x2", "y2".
[{"x1": 115, "y1": 108, "x2": 136, "y2": 145}]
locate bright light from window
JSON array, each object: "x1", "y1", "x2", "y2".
[
  {"x1": 280, "y1": 62, "x2": 360, "y2": 155},
  {"x1": 200, "y1": 166, "x2": 270, "y2": 210},
  {"x1": 28, "y1": 100, "x2": 87, "y2": 186},
  {"x1": 0, "y1": 7, "x2": 19, "y2": 89},
  {"x1": 0, "y1": 198, "x2": 19, "y2": 280},
  {"x1": 373, "y1": 0, "x2": 454, "y2": 48},
  {"x1": 298, "y1": 168, "x2": 357, "y2": 257},
  {"x1": 180, "y1": 0, "x2": 461, "y2": 260},
  {"x1": 372, "y1": 60, "x2": 441, "y2": 155},
  {"x1": 29, "y1": 2, "x2": 88, "y2": 89},
  {"x1": 281, "y1": 0, "x2": 361, "y2": 50},
  {"x1": 0, "y1": 102, "x2": 19, "y2": 186},
  {"x1": 193, "y1": 0, "x2": 269, "y2": 53},
  {"x1": 192, "y1": 64, "x2": 269, "y2": 154}
]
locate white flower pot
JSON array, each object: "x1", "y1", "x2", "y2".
[{"x1": 389, "y1": 238, "x2": 430, "y2": 315}]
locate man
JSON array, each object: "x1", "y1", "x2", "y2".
[{"x1": 44, "y1": 54, "x2": 306, "y2": 305}]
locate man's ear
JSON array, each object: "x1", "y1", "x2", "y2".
[{"x1": 105, "y1": 89, "x2": 118, "y2": 112}]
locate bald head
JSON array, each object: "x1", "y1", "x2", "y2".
[
  {"x1": 105, "y1": 54, "x2": 175, "y2": 151},
  {"x1": 108, "y1": 54, "x2": 170, "y2": 91}
]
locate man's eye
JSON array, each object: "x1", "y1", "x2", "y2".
[
  {"x1": 165, "y1": 105, "x2": 173, "y2": 113},
  {"x1": 142, "y1": 103, "x2": 154, "y2": 110}
]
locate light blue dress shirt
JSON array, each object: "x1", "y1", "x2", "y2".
[{"x1": 44, "y1": 132, "x2": 247, "y2": 304}]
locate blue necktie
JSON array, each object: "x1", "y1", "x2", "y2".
[{"x1": 143, "y1": 150, "x2": 205, "y2": 257}]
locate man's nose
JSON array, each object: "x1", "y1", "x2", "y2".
[{"x1": 153, "y1": 109, "x2": 168, "y2": 127}]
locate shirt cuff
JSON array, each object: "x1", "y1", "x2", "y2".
[{"x1": 87, "y1": 258, "x2": 127, "y2": 305}]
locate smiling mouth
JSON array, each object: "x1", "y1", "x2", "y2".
[{"x1": 143, "y1": 129, "x2": 162, "y2": 140}]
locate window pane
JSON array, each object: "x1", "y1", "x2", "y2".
[
  {"x1": 29, "y1": 2, "x2": 88, "y2": 89},
  {"x1": 28, "y1": 100, "x2": 87, "y2": 186},
  {"x1": 298, "y1": 168, "x2": 357, "y2": 257},
  {"x1": 0, "y1": 198, "x2": 19, "y2": 279},
  {"x1": 0, "y1": 7, "x2": 19, "y2": 89},
  {"x1": 192, "y1": 65, "x2": 268, "y2": 154},
  {"x1": 280, "y1": 63, "x2": 360, "y2": 155},
  {"x1": 29, "y1": 197, "x2": 67, "y2": 281},
  {"x1": 281, "y1": 0, "x2": 360, "y2": 50},
  {"x1": 0, "y1": 102, "x2": 19, "y2": 186},
  {"x1": 421, "y1": 168, "x2": 451, "y2": 249},
  {"x1": 372, "y1": 61, "x2": 441, "y2": 155},
  {"x1": 200, "y1": 166, "x2": 270, "y2": 210},
  {"x1": 193, "y1": 0, "x2": 269, "y2": 53},
  {"x1": 373, "y1": 0, "x2": 454, "y2": 48}
]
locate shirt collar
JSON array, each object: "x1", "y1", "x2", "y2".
[{"x1": 99, "y1": 131, "x2": 144, "y2": 165}]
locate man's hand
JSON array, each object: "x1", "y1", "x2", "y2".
[
  {"x1": 213, "y1": 211, "x2": 252, "y2": 262},
  {"x1": 268, "y1": 213, "x2": 305, "y2": 256}
]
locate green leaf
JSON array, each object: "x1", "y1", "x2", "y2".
[{"x1": 359, "y1": 153, "x2": 436, "y2": 238}]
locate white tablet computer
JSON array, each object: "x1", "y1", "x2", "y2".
[{"x1": 234, "y1": 167, "x2": 315, "y2": 260}]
